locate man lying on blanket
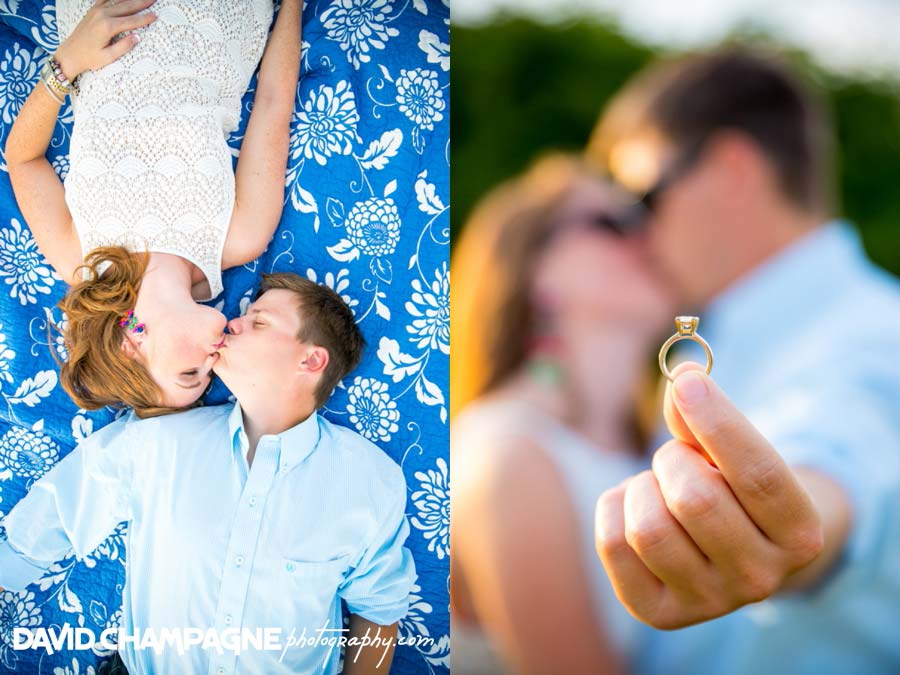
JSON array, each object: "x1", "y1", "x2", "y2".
[{"x1": 0, "y1": 272, "x2": 415, "y2": 675}]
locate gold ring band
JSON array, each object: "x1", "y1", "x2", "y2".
[{"x1": 658, "y1": 315, "x2": 713, "y2": 382}]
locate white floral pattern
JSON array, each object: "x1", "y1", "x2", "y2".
[
  {"x1": 410, "y1": 457, "x2": 449, "y2": 560},
  {"x1": 396, "y1": 68, "x2": 445, "y2": 130},
  {"x1": 47, "y1": 309, "x2": 68, "y2": 361},
  {"x1": 418, "y1": 30, "x2": 449, "y2": 72},
  {"x1": 0, "y1": 218, "x2": 57, "y2": 305},
  {"x1": 321, "y1": 0, "x2": 400, "y2": 70},
  {"x1": 0, "y1": 324, "x2": 15, "y2": 389},
  {"x1": 345, "y1": 197, "x2": 402, "y2": 256},
  {"x1": 346, "y1": 376, "x2": 400, "y2": 442},
  {"x1": 0, "y1": 423, "x2": 59, "y2": 483},
  {"x1": 292, "y1": 80, "x2": 360, "y2": 166},
  {"x1": 0, "y1": 42, "x2": 40, "y2": 126},
  {"x1": 51, "y1": 154, "x2": 68, "y2": 181},
  {"x1": 0, "y1": 590, "x2": 43, "y2": 670},
  {"x1": 305, "y1": 267, "x2": 359, "y2": 314},
  {"x1": 406, "y1": 261, "x2": 449, "y2": 355},
  {"x1": 398, "y1": 576, "x2": 432, "y2": 640},
  {"x1": 52, "y1": 659, "x2": 96, "y2": 675}
]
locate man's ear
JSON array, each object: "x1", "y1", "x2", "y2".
[{"x1": 298, "y1": 345, "x2": 329, "y2": 376}]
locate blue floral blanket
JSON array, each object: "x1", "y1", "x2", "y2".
[{"x1": 0, "y1": 1, "x2": 449, "y2": 673}]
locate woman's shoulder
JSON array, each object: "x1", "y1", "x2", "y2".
[
  {"x1": 452, "y1": 395, "x2": 566, "y2": 487},
  {"x1": 452, "y1": 392, "x2": 590, "y2": 462},
  {"x1": 453, "y1": 393, "x2": 644, "y2": 505},
  {"x1": 452, "y1": 395, "x2": 533, "y2": 441}
]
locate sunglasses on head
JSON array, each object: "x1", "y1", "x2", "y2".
[
  {"x1": 604, "y1": 137, "x2": 708, "y2": 232},
  {"x1": 543, "y1": 139, "x2": 707, "y2": 240}
]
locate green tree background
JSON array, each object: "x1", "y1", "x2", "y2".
[{"x1": 451, "y1": 18, "x2": 900, "y2": 275}]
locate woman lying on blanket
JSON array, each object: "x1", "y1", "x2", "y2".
[{"x1": 5, "y1": 0, "x2": 301, "y2": 417}]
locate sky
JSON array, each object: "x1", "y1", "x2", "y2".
[{"x1": 452, "y1": 0, "x2": 900, "y2": 82}]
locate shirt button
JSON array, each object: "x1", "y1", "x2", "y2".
[
  {"x1": 225, "y1": 615, "x2": 233, "y2": 625},
  {"x1": 286, "y1": 561, "x2": 295, "y2": 572},
  {"x1": 217, "y1": 669, "x2": 225, "y2": 675},
  {"x1": 248, "y1": 497, "x2": 257, "y2": 507},
  {"x1": 235, "y1": 555, "x2": 244, "y2": 567}
]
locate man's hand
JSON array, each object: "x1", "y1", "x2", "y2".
[{"x1": 595, "y1": 362, "x2": 826, "y2": 629}]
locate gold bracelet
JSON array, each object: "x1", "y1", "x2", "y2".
[
  {"x1": 40, "y1": 61, "x2": 66, "y2": 95},
  {"x1": 49, "y1": 53, "x2": 80, "y2": 95},
  {"x1": 40, "y1": 77, "x2": 65, "y2": 105},
  {"x1": 40, "y1": 58, "x2": 78, "y2": 99}
]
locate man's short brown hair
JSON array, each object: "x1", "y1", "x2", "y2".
[
  {"x1": 257, "y1": 273, "x2": 365, "y2": 408},
  {"x1": 588, "y1": 47, "x2": 835, "y2": 213}
]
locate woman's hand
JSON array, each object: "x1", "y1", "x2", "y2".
[{"x1": 54, "y1": 0, "x2": 159, "y2": 80}]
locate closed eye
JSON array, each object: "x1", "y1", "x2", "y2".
[{"x1": 175, "y1": 369, "x2": 204, "y2": 390}]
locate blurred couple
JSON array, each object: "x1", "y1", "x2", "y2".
[{"x1": 451, "y1": 48, "x2": 900, "y2": 675}]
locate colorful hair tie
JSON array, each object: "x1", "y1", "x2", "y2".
[{"x1": 119, "y1": 309, "x2": 146, "y2": 334}]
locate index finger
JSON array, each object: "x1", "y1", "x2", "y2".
[{"x1": 666, "y1": 368, "x2": 819, "y2": 548}]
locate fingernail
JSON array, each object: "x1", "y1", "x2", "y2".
[{"x1": 674, "y1": 371, "x2": 708, "y2": 405}]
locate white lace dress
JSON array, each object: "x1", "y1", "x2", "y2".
[
  {"x1": 55, "y1": 0, "x2": 274, "y2": 301},
  {"x1": 451, "y1": 398, "x2": 647, "y2": 674}
]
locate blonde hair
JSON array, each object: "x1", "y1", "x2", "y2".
[
  {"x1": 52, "y1": 246, "x2": 194, "y2": 419},
  {"x1": 450, "y1": 153, "x2": 591, "y2": 420}
]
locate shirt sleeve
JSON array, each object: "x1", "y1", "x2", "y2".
[
  {"x1": 0, "y1": 418, "x2": 136, "y2": 591},
  {"x1": 746, "y1": 369, "x2": 900, "y2": 586},
  {"x1": 338, "y1": 461, "x2": 416, "y2": 626}
]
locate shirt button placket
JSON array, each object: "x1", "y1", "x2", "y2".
[{"x1": 208, "y1": 439, "x2": 280, "y2": 675}]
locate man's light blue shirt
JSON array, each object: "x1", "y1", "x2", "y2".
[
  {"x1": 0, "y1": 401, "x2": 416, "y2": 675},
  {"x1": 635, "y1": 220, "x2": 900, "y2": 674}
]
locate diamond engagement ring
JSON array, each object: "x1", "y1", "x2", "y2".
[{"x1": 658, "y1": 315, "x2": 713, "y2": 382}]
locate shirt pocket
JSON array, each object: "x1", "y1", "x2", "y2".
[
  {"x1": 282, "y1": 554, "x2": 351, "y2": 579},
  {"x1": 280, "y1": 553, "x2": 351, "y2": 619}
]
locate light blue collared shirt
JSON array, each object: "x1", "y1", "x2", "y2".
[
  {"x1": 0, "y1": 401, "x2": 415, "y2": 675},
  {"x1": 636, "y1": 221, "x2": 900, "y2": 674}
]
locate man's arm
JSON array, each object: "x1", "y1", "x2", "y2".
[
  {"x1": 342, "y1": 617, "x2": 397, "y2": 674},
  {"x1": 337, "y1": 461, "x2": 416, "y2": 645},
  {"x1": 0, "y1": 421, "x2": 136, "y2": 590},
  {"x1": 221, "y1": 0, "x2": 303, "y2": 269},
  {"x1": 783, "y1": 468, "x2": 852, "y2": 590}
]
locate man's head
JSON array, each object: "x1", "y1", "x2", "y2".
[
  {"x1": 587, "y1": 47, "x2": 836, "y2": 305},
  {"x1": 213, "y1": 273, "x2": 365, "y2": 411}
]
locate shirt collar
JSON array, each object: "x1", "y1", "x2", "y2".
[
  {"x1": 648, "y1": 219, "x2": 868, "y2": 455},
  {"x1": 227, "y1": 400, "x2": 322, "y2": 472},
  {"x1": 701, "y1": 219, "x2": 866, "y2": 352}
]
